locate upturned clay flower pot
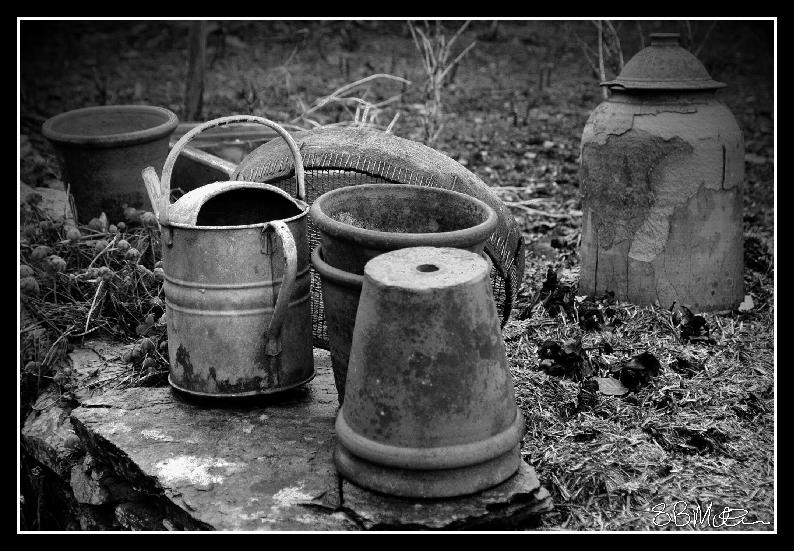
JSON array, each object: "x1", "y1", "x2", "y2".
[
  {"x1": 309, "y1": 184, "x2": 498, "y2": 403},
  {"x1": 42, "y1": 105, "x2": 178, "y2": 223},
  {"x1": 334, "y1": 246, "x2": 525, "y2": 498}
]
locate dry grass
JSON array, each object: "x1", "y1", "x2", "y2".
[
  {"x1": 504, "y1": 266, "x2": 774, "y2": 531},
  {"x1": 20, "y1": 198, "x2": 169, "y2": 414}
]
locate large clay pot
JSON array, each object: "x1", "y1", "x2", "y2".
[
  {"x1": 579, "y1": 33, "x2": 744, "y2": 311},
  {"x1": 233, "y1": 127, "x2": 526, "y2": 350},
  {"x1": 309, "y1": 184, "x2": 498, "y2": 403},
  {"x1": 42, "y1": 105, "x2": 178, "y2": 223},
  {"x1": 334, "y1": 247, "x2": 525, "y2": 498}
]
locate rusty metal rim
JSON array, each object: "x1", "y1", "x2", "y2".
[
  {"x1": 163, "y1": 194, "x2": 309, "y2": 231},
  {"x1": 335, "y1": 407, "x2": 525, "y2": 470},
  {"x1": 334, "y1": 442, "x2": 521, "y2": 498},
  {"x1": 163, "y1": 266, "x2": 311, "y2": 289},
  {"x1": 311, "y1": 245, "x2": 364, "y2": 290},
  {"x1": 167, "y1": 370, "x2": 316, "y2": 399},
  {"x1": 309, "y1": 184, "x2": 499, "y2": 251},
  {"x1": 43, "y1": 105, "x2": 179, "y2": 148},
  {"x1": 165, "y1": 293, "x2": 310, "y2": 316}
]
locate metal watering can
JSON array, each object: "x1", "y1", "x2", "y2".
[{"x1": 142, "y1": 115, "x2": 314, "y2": 398}]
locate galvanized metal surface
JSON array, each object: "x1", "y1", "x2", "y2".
[
  {"x1": 142, "y1": 115, "x2": 315, "y2": 398},
  {"x1": 232, "y1": 127, "x2": 526, "y2": 350},
  {"x1": 335, "y1": 247, "x2": 524, "y2": 498},
  {"x1": 42, "y1": 105, "x2": 178, "y2": 223},
  {"x1": 163, "y1": 215, "x2": 314, "y2": 397},
  {"x1": 602, "y1": 33, "x2": 726, "y2": 91},
  {"x1": 310, "y1": 184, "x2": 498, "y2": 403}
]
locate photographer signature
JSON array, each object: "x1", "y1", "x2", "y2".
[{"x1": 650, "y1": 501, "x2": 771, "y2": 528}]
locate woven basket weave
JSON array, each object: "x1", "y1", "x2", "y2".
[{"x1": 234, "y1": 127, "x2": 525, "y2": 350}]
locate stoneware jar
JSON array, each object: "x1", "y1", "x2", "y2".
[{"x1": 579, "y1": 33, "x2": 744, "y2": 311}]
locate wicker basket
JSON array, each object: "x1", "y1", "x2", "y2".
[{"x1": 234, "y1": 127, "x2": 525, "y2": 350}]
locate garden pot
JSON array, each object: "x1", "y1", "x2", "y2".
[
  {"x1": 42, "y1": 104, "x2": 179, "y2": 223},
  {"x1": 309, "y1": 184, "x2": 498, "y2": 403},
  {"x1": 141, "y1": 115, "x2": 313, "y2": 398},
  {"x1": 234, "y1": 126, "x2": 527, "y2": 350},
  {"x1": 334, "y1": 247, "x2": 525, "y2": 498}
]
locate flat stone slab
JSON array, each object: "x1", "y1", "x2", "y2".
[
  {"x1": 22, "y1": 339, "x2": 132, "y2": 479},
  {"x1": 69, "y1": 349, "x2": 551, "y2": 530},
  {"x1": 342, "y1": 463, "x2": 552, "y2": 530}
]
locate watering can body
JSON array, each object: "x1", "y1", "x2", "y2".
[{"x1": 143, "y1": 116, "x2": 314, "y2": 397}]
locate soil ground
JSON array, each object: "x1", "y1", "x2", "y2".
[{"x1": 19, "y1": 19, "x2": 775, "y2": 531}]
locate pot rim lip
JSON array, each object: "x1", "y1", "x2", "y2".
[
  {"x1": 311, "y1": 245, "x2": 363, "y2": 289},
  {"x1": 601, "y1": 77, "x2": 726, "y2": 91},
  {"x1": 309, "y1": 183, "x2": 498, "y2": 250},
  {"x1": 42, "y1": 105, "x2": 179, "y2": 148},
  {"x1": 163, "y1": 206, "x2": 308, "y2": 231}
]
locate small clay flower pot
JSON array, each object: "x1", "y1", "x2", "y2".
[
  {"x1": 42, "y1": 105, "x2": 178, "y2": 222},
  {"x1": 334, "y1": 246, "x2": 525, "y2": 498},
  {"x1": 309, "y1": 184, "x2": 498, "y2": 403}
]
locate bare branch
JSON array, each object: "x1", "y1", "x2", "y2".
[
  {"x1": 597, "y1": 21, "x2": 608, "y2": 99},
  {"x1": 604, "y1": 20, "x2": 624, "y2": 71},
  {"x1": 694, "y1": 21, "x2": 718, "y2": 57}
]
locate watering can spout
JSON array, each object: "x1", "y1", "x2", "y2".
[{"x1": 142, "y1": 166, "x2": 167, "y2": 224}]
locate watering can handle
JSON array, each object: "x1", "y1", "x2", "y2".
[
  {"x1": 263, "y1": 220, "x2": 298, "y2": 357},
  {"x1": 142, "y1": 115, "x2": 306, "y2": 226}
]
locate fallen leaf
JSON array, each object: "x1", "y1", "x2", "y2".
[
  {"x1": 595, "y1": 377, "x2": 629, "y2": 396},
  {"x1": 738, "y1": 294, "x2": 754, "y2": 311},
  {"x1": 538, "y1": 338, "x2": 592, "y2": 380},
  {"x1": 619, "y1": 352, "x2": 662, "y2": 390}
]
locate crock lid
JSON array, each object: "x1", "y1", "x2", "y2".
[{"x1": 602, "y1": 33, "x2": 725, "y2": 91}]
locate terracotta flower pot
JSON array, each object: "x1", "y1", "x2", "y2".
[
  {"x1": 334, "y1": 247, "x2": 525, "y2": 498},
  {"x1": 42, "y1": 105, "x2": 178, "y2": 223},
  {"x1": 309, "y1": 184, "x2": 498, "y2": 403}
]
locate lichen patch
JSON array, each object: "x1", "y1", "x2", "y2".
[{"x1": 153, "y1": 455, "x2": 245, "y2": 487}]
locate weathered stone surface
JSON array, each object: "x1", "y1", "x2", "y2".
[
  {"x1": 341, "y1": 462, "x2": 553, "y2": 530},
  {"x1": 579, "y1": 94, "x2": 745, "y2": 311},
  {"x1": 71, "y1": 350, "x2": 352, "y2": 531},
  {"x1": 67, "y1": 348, "x2": 551, "y2": 530},
  {"x1": 20, "y1": 180, "x2": 75, "y2": 224},
  {"x1": 22, "y1": 340, "x2": 132, "y2": 479},
  {"x1": 71, "y1": 461, "x2": 110, "y2": 505},
  {"x1": 70, "y1": 454, "x2": 137, "y2": 505},
  {"x1": 114, "y1": 501, "x2": 174, "y2": 531},
  {"x1": 22, "y1": 397, "x2": 81, "y2": 480}
]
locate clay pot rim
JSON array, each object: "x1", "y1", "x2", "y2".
[
  {"x1": 336, "y1": 407, "x2": 525, "y2": 470},
  {"x1": 42, "y1": 105, "x2": 179, "y2": 148},
  {"x1": 309, "y1": 184, "x2": 498, "y2": 251},
  {"x1": 311, "y1": 245, "x2": 363, "y2": 289}
]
